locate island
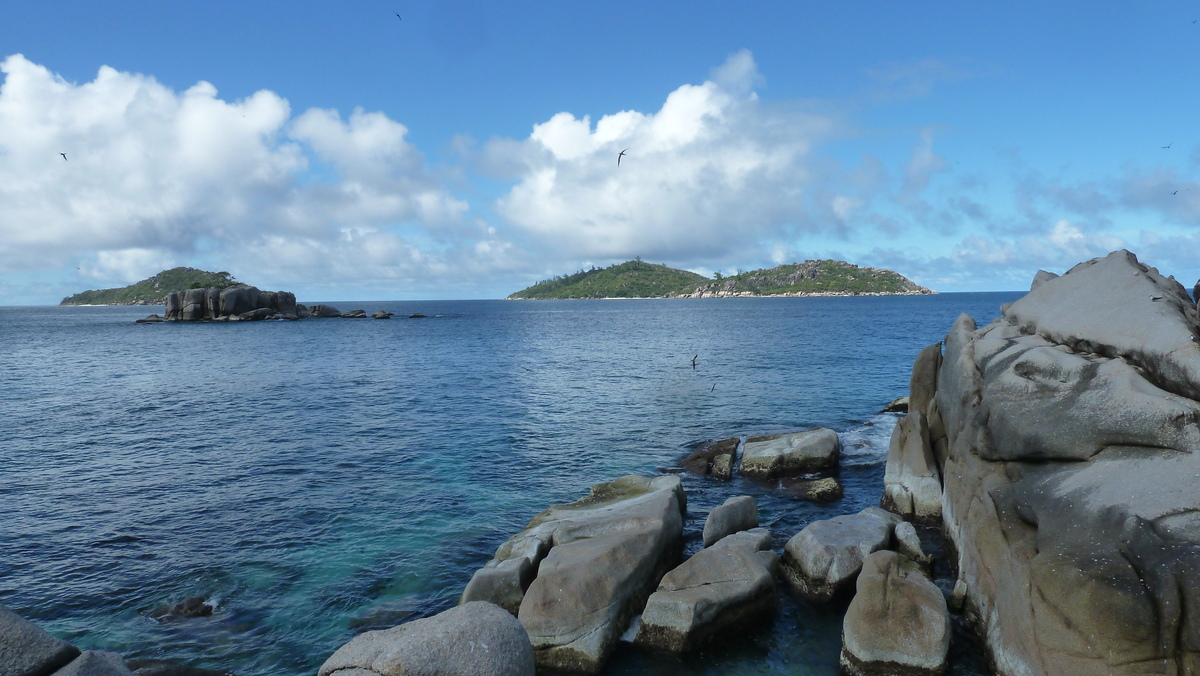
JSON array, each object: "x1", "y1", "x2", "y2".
[
  {"x1": 507, "y1": 259, "x2": 934, "y2": 299},
  {"x1": 59, "y1": 268, "x2": 242, "y2": 306}
]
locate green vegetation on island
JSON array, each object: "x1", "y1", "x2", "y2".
[
  {"x1": 508, "y1": 259, "x2": 933, "y2": 299},
  {"x1": 60, "y1": 267, "x2": 242, "y2": 306},
  {"x1": 507, "y1": 259, "x2": 709, "y2": 299}
]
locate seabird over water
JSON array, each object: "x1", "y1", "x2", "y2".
[
  {"x1": 691, "y1": 355, "x2": 698, "y2": 370},
  {"x1": 59, "y1": 153, "x2": 67, "y2": 161}
]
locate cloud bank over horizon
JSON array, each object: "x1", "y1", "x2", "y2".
[{"x1": 1, "y1": 50, "x2": 1198, "y2": 303}]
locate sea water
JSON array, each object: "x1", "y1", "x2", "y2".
[{"x1": 0, "y1": 293, "x2": 1018, "y2": 675}]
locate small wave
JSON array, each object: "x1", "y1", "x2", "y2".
[{"x1": 838, "y1": 413, "x2": 900, "y2": 467}]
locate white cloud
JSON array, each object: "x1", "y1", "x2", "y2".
[
  {"x1": 0, "y1": 54, "x2": 476, "y2": 294},
  {"x1": 491, "y1": 50, "x2": 841, "y2": 263}
]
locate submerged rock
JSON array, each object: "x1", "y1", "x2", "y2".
[
  {"x1": 740, "y1": 428, "x2": 840, "y2": 479},
  {"x1": 146, "y1": 596, "x2": 212, "y2": 619},
  {"x1": 781, "y1": 507, "x2": 900, "y2": 602},
  {"x1": 461, "y1": 475, "x2": 685, "y2": 673},
  {"x1": 841, "y1": 551, "x2": 950, "y2": 676},
  {"x1": 126, "y1": 659, "x2": 237, "y2": 676},
  {"x1": 135, "y1": 314, "x2": 164, "y2": 323},
  {"x1": 779, "y1": 476, "x2": 843, "y2": 502},
  {"x1": 57, "y1": 651, "x2": 135, "y2": 675},
  {"x1": 373, "y1": 311, "x2": 394, "y2": 319},
  {"x1": 881, "y1": 396, "x2": 909, "y2": 413},
  {"x1": 319, "y1": 601, "x2": 534, "y2": 676},
  {"x1": 635, "y1": 528, "x2": 777, "y2": 653}
]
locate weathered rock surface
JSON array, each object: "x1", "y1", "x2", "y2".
[
  {"x1": 840, "y1": 550, "x2": 950, "y2": 676},
  {"x1": 781, "y1": 507, "x2": 900, "y2": 602},
  {"x1": 634, "y1": 528, "x2": 777, "y2": 653},
  {"x1": 680, "y1": 437, "x2": 738, "y2": 480},
  {"x1": 779, "y1": 476, "x2": 843, "y2": 502},
  {"x1": 135, "y1": 314, "x2": 164, "y2": 323},
  {"x1": 57, "y1": 651, "x2": 136, "y2": 675},
  {"x1": 893, "y1": 521, "x2": 931, "y2": 570},
  {"x1": 309, "y1": 304, "x2": 343, "y2": 318},
  {"x1": 318, "y1": 601, "x2": 534, "y2": 676},
  {"x1": 702, "y1": 495, "x2": 758, "y2": 546},
  {"x1": 461, "y1": 475, "x2": 685, "y2": 673},
  {"x1": 0, "y1": 603, "x2": 80, "y2": 676},
  {"x1": 341, "y1": 309, "x2": 368, "y2": 318},
  {"x1": 927, "y1": 249, "x2": 1200, "y2": 674},
  {"x1": 162, "y1": 286, "x2": 297, "y2": 322},
  {"x1": 881, "y1": 396, "x2": 909, "y2": 413},
  {"x1": 740, "y1": 428, "x2": 840, "y2": 479},
  {"x1": 372, "y1": 311, "x2": 393, "y2": 319},
  {"x1": 882, "y1": 409, "x2": 942, "y2": 522}
]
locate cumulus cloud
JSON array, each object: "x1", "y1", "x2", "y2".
[
  {"x1": 0, "y1": 53, "x2": 476, "y2": 294},
  {"x1": 490, "y1": 50, "x2": 844, "y2": 264}
]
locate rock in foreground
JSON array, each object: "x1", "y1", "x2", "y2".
[
  {"x1": 702, "y1": 495, "x2": 758, "y2": 546},
  {"x1": 0, "y1": 603, "x2": 80, "y2": 676},
  {"x1": 319, "y1": 601, "x2": 533, "y2": 676},
  {"x1": 680, "y1": 437, "x2": 738, "y2": 480},
  {"x1": 841, "y1": 550, "x2": 950, "y2": 676},
  {"x1": 781, "y1": 507, "x2": 899, "y2": 602},
  {"x1": 461, "y1": 475, "x2": 685, "y2": 673},
  {"x1": 635, "y1": 528, "x2": 777, "y2": 653},
  {"x1": 925, "y1": 250, "x2": 1200, "y2": 674}
]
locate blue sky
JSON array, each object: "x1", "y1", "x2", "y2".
[{"x1": 3, "y1": 1, "x2": 1200, "y2": 303}]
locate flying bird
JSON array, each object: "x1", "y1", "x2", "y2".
[
  {"x1": 711, "y1": 383, "x2": 716, "y2": 392},
  {"x1": 1163, "y1": 142, "x2": 1173, "y2": 149},
  {"x1": 395, "y1": 13, "x2": 402, "y2": 19},
  {"x1": 59, "y1": 153, "x2": 67, "y2": 161},
  {"x1": 691, "y1": 355, "x2": 698, "y2": 370},
  {"x1": 617, "y1": 148, "x2": 628, "y2": 167},
  {"x1": 1173, "y1": 190, "x2": 1179, "y2": 195}
]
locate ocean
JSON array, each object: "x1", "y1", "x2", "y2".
[{"x1": 0, "y1": 293, "x2": 1020, "y2": 675}]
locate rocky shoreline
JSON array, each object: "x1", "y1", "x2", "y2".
[
  {"x1": 133, "y1": 286, "x2": 417, "y2": 323},
  {"x1": 7, "y1": 249, "x2": 1195, "y2": 675}
]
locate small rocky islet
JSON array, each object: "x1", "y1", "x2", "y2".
[{"x1": 11, "y1": 248, "x2": 1200, "y2": 675}]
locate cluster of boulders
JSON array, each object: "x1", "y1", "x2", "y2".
[
  {"x1": 318, "y1": 470, "x2": 949, "y2": 675},
  {"x1": 680, "y1": 428, "x2": 845, "y2": 502},
  {"x1": 0, "y1": 604, "x2": 232, "y2": 676},
  {"x1": 136, "y1": 289, "x2": 424, "y2": 323},
  {"x1": 882, "y1": 249, "x2": 1200, "y2": 674}
]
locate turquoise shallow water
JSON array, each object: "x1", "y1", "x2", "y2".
[{"x1": 0, "y1": 294, "x2": 1018, "y2": 675}]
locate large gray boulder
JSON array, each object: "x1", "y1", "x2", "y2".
[
  {"x1": 881, "y1": 409, "x2": 942, "y2": 522},
  {"x1": 309, "y1": 304, "x2": 343, "y2": 318},
  {"x1": 57, "y1": 651, "x2": 135, "y2": 675},
  {"x1": 218, "y1": 286, "x2": 259, "y2": 317},
  {"x1": 461, "y1": 475, "x2": 685, "y2": 673},
  {"x1": 701, "y1": 495, "x2": 758, "y2": 546},
  {"x1": 781, "y1": 507, "x2": 900, "y2": 602},
  {"x1": 740, "y1": 428, "x2": 840, "y2": 479},
  {"x1": 318, "y1": 601, "x2": 534, "y2": 676},
  {"x1": 0, "y1": 603, "x2": 80, "y2": 676},
  {"x1": 840, "y1": 551, "x2": 950, "y2": 676},
  {"x1": 634, "y1": 528, "x2": 777, "y2": 653},
  {"x1": 928, "y1": 250, "x2": 1200, "y2": 674}
]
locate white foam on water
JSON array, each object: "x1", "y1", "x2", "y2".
[{"x1": 838, "y1": 413, "x2": 900, "y2": 466}]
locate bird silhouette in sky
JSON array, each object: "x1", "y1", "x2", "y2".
[
  {"x1": 1173, "y1": 190, "x2": 1179, "y2": 195},
  {"x1": 395, "y1": 13, "x2": 402, "y2": 20},
  {"x1": 1163, "y1": 142, "x2": 1173, "y2": 149},
  {"x1": 59, "y1": 153, "x2": 67, "y2": 161},
  {"x1": 617, "y1": 149, "x2": 628, "y2": 167}
]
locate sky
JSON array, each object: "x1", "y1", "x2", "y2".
[{"x1": 3, "y1": 1, "x2": 1200, "y2": 304}]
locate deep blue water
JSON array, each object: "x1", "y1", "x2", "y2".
[{"x1": 0, "y1": 294, "x2": 1019, "y2": 675}]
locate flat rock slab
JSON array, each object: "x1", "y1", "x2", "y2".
[
  {"x1": 782, "y1": 507, "x2": 900, "y2": 602},
  {"x1": 635, "y1": 528, "x2": 777, "y2": 653},
  {"x1": 702, "y1": 495, "x2": 758, "y2": 546},
  {"x1": 319, "y1": 601, "x2": 534, "y2": 676},
  {"x1": 780, "y1": 476, "x2": 843, "y2": 503},
  {"x1": 0, "y1": 603, "x2": 80, "y2": 676},
  {"x1": 462, "y1": 475, "x2": 685, "y2": 674},
  {"x1": 740, "y1": 428, "x2": 840, "y2": 479},
  {"x1": 841, "y1": 551, "x2": 950, "y2": 676}
]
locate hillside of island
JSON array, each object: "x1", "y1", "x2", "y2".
[
  {"x1": 507, "y1": 259, "x2": 934, "y2": 299},
  {"x1": 60, "y1": 268, "x2": 243, "y2": 305}
]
